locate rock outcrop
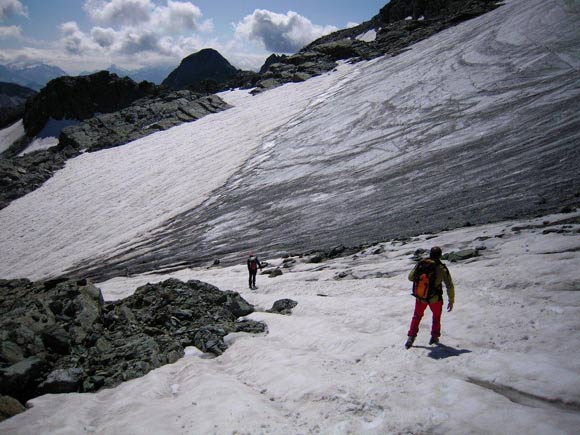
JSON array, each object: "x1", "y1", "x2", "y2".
[
  {"x1": 59, "y1": 91, "x2": 229, "y2": 152},
  {"x1": 23, "y1": 71, "x2": 159, "y2": 137},
  {"x1": 0, "y1": 278, "x2": 264, "y2": 408}
]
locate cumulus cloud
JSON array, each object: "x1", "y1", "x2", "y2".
[
  {"x1": 83, "y1": 0, "x2": 210, "y2": 33},
  {"x1": 0, "y1": 0, "x2": 28, "y2": 21},
  {"x1": 58, "y1": 0, "x2": 214, "y2": 63},
  {"x1": 91, "y1": 26, "x2": 117, "y2": 48},
  {"x1": 234, "y1": 9, "x2": 337, "y2": 53},
  {"x1": 60, "y1": 21, "x2": 98, "y2": 55},
  {"x1": 0, "y1": 24, "x2": 22, "y2": 39},
  {"x1": 84, "y1": 0, "x2": 152, "y2": 27},
  {"x1": 155, "y1": 0, "x2": 209, "y2": 32}
]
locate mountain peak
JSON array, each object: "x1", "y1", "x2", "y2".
[{"x1": 162, "y1": 48, "x2": 239, "y2": 90}]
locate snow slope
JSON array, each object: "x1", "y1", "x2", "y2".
[
  {"x1": 0, "y1": 0, "x2": 578, "y2": 281},
  {"x1": 0, "y1": 120, "x2": 24, "y2": 154},
  {"x1": 1, "y1": 210, "x2": 579, "y2": 434}
]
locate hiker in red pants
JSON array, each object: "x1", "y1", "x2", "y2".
[{"x1": 405, "y1": 246, "x2": 455, "y2": 349}]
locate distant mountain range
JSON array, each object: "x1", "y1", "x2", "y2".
[{"x1": 0, "y1": 63, "x2": 68, "y2": 90}]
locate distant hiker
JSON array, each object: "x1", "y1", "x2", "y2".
[
  {"x1": 405, "y1": 246, "x2": 455, "y2": 349},
  {"x1": 247, "y1": 253, "x2": 262, "y2": 290}
]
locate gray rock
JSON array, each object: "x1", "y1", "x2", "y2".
[
  {"x1": 38, "y1": 368, "x2": 84, "y2": 394},
  {"x1": 444, "y1": 249, "x2": 480, "y2": 262},
  {"x1": 40, "y1": 325, "x2": 71, "y2": 354},
  {"x1": 267, "y1": 299, "x2": 298, "y2": 315},
  {"x1": 192, "y1": 326, "x2": 228, "y2": 356},
  {"x1": 266, "y1": 268, "x2": 284, "y2": 278},
  {"x1": 0, "y1": 357, "x2": 46, "y2": 402},
  {"x1": 0, "y1": 341, "x2": 24, "y2": 365},
  {"x1": 0, "y1": 395, "x2": 26, "y2": 422},
  {"x1": 223, "y1": 291, "x2": 254, "y2": 317},
  {"x1": 234, "y1": 319, "x2": 268, "y2": 334}
]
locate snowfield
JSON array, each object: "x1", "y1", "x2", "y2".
[{"x1": 1, "y1": 210, "x2": 579, "y2": 434}]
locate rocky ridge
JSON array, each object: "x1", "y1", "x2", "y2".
[
  {"x1": 59, "y1": 91, "x2": 229, "y2": 152},
  {"x1": 252, "y1": 0, "x2": 502, "y2": 93},
  {"x1": 0, "y1": 277, "x2": 268, "y2": 417}
]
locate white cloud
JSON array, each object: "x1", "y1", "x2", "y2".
[
  {"x1": 346, "y1": 22, "x2": 359, "y2": 29},
  {"x1": 155, "y1": 0, "x2": 208, "y2": 33},
  {"x1": 66, "y1": 0, "x2": 214, "y2": 62},
  {"x1": 0, "y1": 0, "x2": 28, "y2": 21},
  {"x1": 91, "y1": 26, "x2": 117, "y2": 48},
  {"x1": 60, "y1": 21, "x2": 98, "y2": 55},
  {"x1": 83, "y1": 0, "x2": 210, "y2": 33},
  {"x1": 84, "y1": 0, "x2": 153, "y2": 27},
  {"x1": 0, "y1": 24, "x2": 22, "y2": 39},
  {"x1": 234, "y1": 9, "x2": 337, "y2": 54}
]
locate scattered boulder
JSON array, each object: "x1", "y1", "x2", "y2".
[
  {"x1": 38, "y1": 368, "x2": 84, "y2": 394},
  {"x1": 444, "y1": 249, "x2": 480, "y2": 262},
  {"x1": 263, "y1": 268, "x2": 283, "y2": 278},
  {"x1": 0, "y1": 395, "x2": 26, "y2": 422},
  {"x1": 267, "y1": 299, "x2": 298, "y2": 315}
]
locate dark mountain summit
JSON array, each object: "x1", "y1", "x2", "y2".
[{"x1": 162, "y1": 48, "x2": 240, "y2": 91}]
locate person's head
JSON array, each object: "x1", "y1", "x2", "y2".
[{"x1": 429, "y1": 246, "x2": 442, "y2": 260}]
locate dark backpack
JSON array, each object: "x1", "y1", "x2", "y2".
[
  {"x1": 249, "y1": 257, "x2": 258, "y2": 271},
  {"x1": 412, "y1": 258, "x2": 439, "y2": 301}
]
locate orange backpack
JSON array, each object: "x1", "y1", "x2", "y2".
[{"x1": 412, "y1": 258, "x2": 438, "y2": 301}]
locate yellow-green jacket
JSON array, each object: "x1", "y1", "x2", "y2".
[{"x1": 408, "y1": 260, "x2": 455, "y2": 304}]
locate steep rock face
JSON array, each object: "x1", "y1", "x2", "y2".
[
  {"x1": 59, "y1": 91, "x2": 229, "y2": 152},
  {"x1": 22, "y1": 71, "x2": 159, "y2": 137},
  {"x1": 0, "y1": 278, "x2": 263, "y2": 407},
  {"x1": 162, "y1": 48, "x2": 239, "y2": 90}
]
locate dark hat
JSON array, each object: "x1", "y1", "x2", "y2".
[{"x1": 429, "y1": 246, "x2": 442, "y2": 259}]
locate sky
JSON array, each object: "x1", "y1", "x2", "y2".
[{"x1": 0, "y1": 0, "x2": 388, "y2": 73}]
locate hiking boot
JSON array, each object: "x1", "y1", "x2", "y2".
[
  {"x1": 405, "y1": 336, "x2": 416, "y2": 349},
  {"x1": 429, "y1": 337, "x2": 439, "y2": 345}
]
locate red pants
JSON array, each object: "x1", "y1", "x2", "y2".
[{"x1": 407, "y1": 299, "x2": 443, "y2": 338}]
